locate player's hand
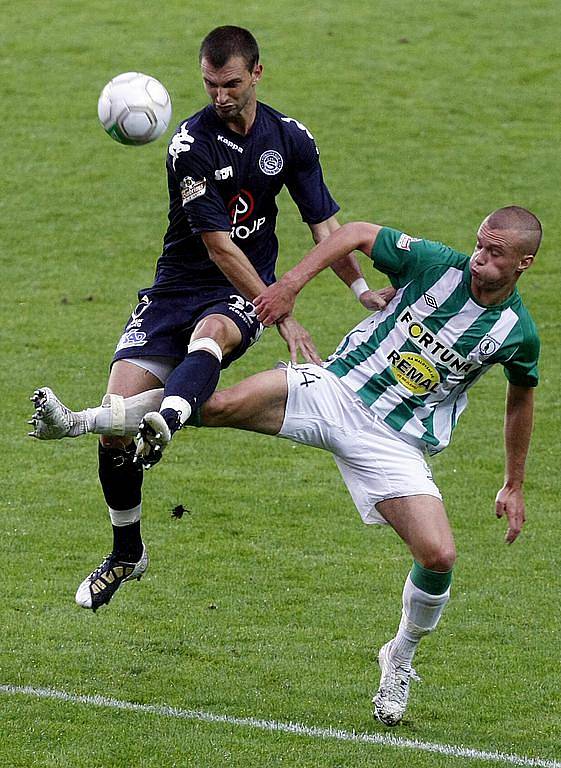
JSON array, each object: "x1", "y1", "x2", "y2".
[
  {"x1": 359, "y1": 285, "x2": 397, "y2": 311},
  {"x1": 254, "y1": 277, "x2": 298, "y2": 326},
  {"x1": 495, "y1": 483, "x2": 526, "y2": 544},
  {"x1": 276, "y1": 315, "x2": 321, "y2": 365}
]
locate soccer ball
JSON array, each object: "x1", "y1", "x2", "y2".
[{"x1": 98, "y1": 72, "x2": 172, "y2": 145}]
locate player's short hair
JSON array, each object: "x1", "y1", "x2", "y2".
[
  {"x1": 486, "y1": 205, "x2": 543, "y2": 256},
  {"x1": 199, "y1": 26, "x2": 260, "y2": 72}
]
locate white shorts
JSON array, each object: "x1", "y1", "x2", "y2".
[{"x1": 279, "y1": 364, "x2": 442, "y2": 525}]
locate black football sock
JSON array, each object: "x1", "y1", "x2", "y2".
[
  {"x1": 161, "y1": 350, "x2": 221, "y2": 434},
  {"x1": 98, "y1": 442, "x2": 144, "y2": 560}
]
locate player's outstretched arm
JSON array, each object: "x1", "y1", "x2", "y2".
[
  {"x1": 254, "y1": 222, "x2": 382, "y2": 326},
  {"x1": 495, "y1": 383, "x2": 535, "y2": 544},
  {"x1": 309, "y1": 217, "x2": 393, "y2": 312}
]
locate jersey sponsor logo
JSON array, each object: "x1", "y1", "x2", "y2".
[
  {"x1": 479, "y1": 336, "x2": 499, "y2": 356},
  {"x1": 259, "y1": 150, "x2": 283, "y2": 176},
  {"x1": 214, "y1": 165, "x2": 233, "y2": 180},
  {"x1": 115, "y1": 329, "x2": 147, "y2": 351},
  {"x1": 396, "y1": 233, "x2": 422, "y2": 251},
  {"x1": 387, "y1": 350, "x2": 440, "y2": 394},
  {"x1": 397, "y1": 309, "x2": 479, "y2": 374},
  {"x1": 228, "y1": 189, "x2": 266, "y2": 239},
  {"x1": 180, "y1": 176, "x2": 206, "y2": 203},
  {"x1": 169, "y1": 123, "x2": 195, "y2": 170},
  {"x1": 217, "y1": 134, "x2": 244, "y2": 153}
]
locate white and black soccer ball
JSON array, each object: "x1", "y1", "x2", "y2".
[{"x1": 98, "y1": 72, "x2": 172, "y2": 145}]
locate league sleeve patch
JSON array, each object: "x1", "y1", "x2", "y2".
[
  {"x1": 396, "y1": 233, "x2": 422, "y2": 251},
  {"x1": 180, "y1": 176, "x2": 207, "y2": 204}
]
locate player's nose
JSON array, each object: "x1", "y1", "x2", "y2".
[{"x1": 215, "y1": 87, "x2": 228, "y2": 105}]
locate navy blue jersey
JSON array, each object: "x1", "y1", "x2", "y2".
[{"x1": 149, "y1": 102, "x2": 339, "y2": 293}]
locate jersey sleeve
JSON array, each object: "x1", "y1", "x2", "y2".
[
  {"x1": 167, "y1": 122, "x2": 231, "y2": 233},
  {"x1": 371, "y1": 227, "x2": 466, "y2": 287},
  {"x1": 502, "y1": 325, "x2": 540, "y2": 388},
  {"x1": 283, "y1": 121, "x2": 339, "y2": 224}
]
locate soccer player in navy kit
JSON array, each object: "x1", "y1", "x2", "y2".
[{"x1": 50, "y1": 26, "x2": 390, "y2": 612}]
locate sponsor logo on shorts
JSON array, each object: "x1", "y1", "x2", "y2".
[
  {"x1": 396, "y1": 233, "x2": 422, "y2": 251},
  {"x1": 259, "y1": 150, "x2": 283, "y2": 176},
  {"x1": 180, "y1": 176, "x2": 206, "y2": 203},
  {"x1": 116, "y1": 330, "x2": 147, "y2": 351}
]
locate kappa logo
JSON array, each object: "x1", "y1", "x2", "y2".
[
  {"x1": 217, "y1": 134, "x2": 244, "y2": 153},
  {"x1": 396, "y1": 233, "x2": 422, "y2": 251},
  {"x1": 259, "y1": 150, "x2": 283, "y2": 176},
  {"x1": 127, "y1": 296, "x2": 152, "y2": 329},
  {"x1": 180, "y1": 176, "x2": 206, "y2": 203},
  {"x1": 169, "y1": 123, "x2": 195, "y2": 170}
]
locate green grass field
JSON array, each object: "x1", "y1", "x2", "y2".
[{"x1": 2, "y1": 1, "x2": 560, "y2": 766}]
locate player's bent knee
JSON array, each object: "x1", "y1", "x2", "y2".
[
  {"x1": 99, "y1": 434, "x2": 134, "y2": 450},
  {"x1": 200, "y1": 389, "x2": 238, "y2": 427},
  {"x1": 419, "y1": 543, "x2": 457, "y2": 573}
]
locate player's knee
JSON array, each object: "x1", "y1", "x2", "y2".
[
  {"x1": 99, "y1": 434, "x2": 133, "y2": 450},
  {"x1": 201, "y1": 388, "x2": 238, "y2": 426},
  {"x1": 420, "y1": 542, "x2": 456, "y2": 573}
]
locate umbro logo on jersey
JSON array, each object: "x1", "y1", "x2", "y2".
[
  {"x1": 424, "y1": 293, "x2": 438, "y2": 309},
  {"x1": 215, "y1": 165, "x2": 233, "y2": 180}
]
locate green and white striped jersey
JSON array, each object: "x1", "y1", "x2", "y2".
[{"x1": 325, "y1": 227, "x2": 540, "y2": 454}]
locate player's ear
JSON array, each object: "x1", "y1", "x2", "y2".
[
  {"x1": 516, "y1": 253, "x2": 534, "y2": 273},
  {"x1": 252, "y1": 64, "x2": 263, "y2": 85}
]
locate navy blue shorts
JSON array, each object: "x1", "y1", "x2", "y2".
[{"x1": 112, "y1": 288, "x2": 264, "y2": 370}]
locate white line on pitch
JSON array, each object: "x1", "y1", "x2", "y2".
[{"x1": 1, "y1": 684, "x2": 559, "y2": 768}]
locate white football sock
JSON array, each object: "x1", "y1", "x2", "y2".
[{"x1": 391, "y1": 574, "x2": 450, "y2": 664}]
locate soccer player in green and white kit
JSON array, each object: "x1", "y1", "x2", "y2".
[{"x1": 30, "y1": 206, "x2": 541, "y2": 726}]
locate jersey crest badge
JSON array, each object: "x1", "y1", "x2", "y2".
[{"x1": 259, "y1": 150, "x2": 283, "y2": 176}]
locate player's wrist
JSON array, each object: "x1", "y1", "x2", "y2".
[{"x1": 350, "y1": 277, "x2": 370, "y2": 300}]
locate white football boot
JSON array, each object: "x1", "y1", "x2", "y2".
[
  {"x1": 28, "y1": 387, "x2": 87, "y2": 439},
  {"x1": 134, "y1": 412, "x2": 171, "y2": 468},
  {"x1": 372, "y1": 640, "x2": 420, "y2": 726}
]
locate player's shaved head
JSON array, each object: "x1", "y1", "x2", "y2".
[
  {"x1": 484, "y1": 206, "x2": 542, "y2": 256},
  {"x1": 199, "y1": 26, "x2": 260, "y2": 72}
]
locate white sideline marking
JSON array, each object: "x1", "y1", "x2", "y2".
[{"x1": 1, "y1": 684, "x2": 559, "y2": 768}]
